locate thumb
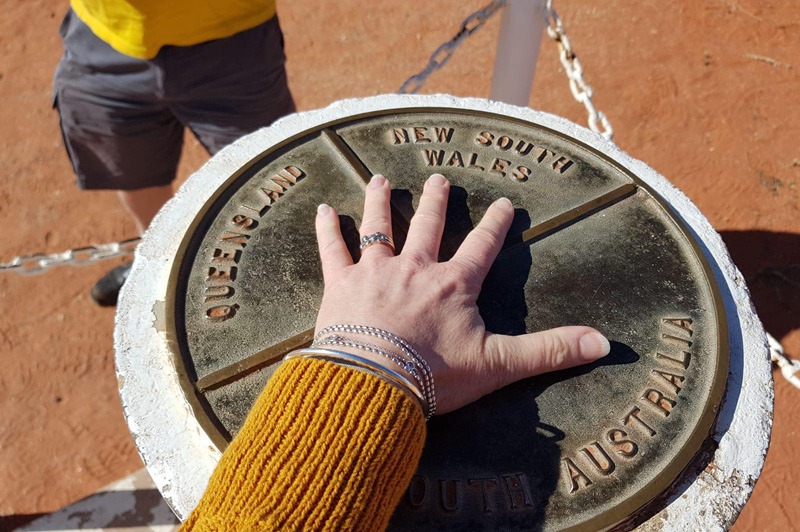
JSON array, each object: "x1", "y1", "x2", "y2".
[{"x1": 485, "y1": 326, "x2": 610, "y2": 390}]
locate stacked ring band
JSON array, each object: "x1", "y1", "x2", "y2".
[{"x1": 359, "y1": 232, "x2": 395, "y2": 253}]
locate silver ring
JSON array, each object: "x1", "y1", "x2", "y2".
[{"x1": 359, "y1": 232, "x2": 395, "y2": 253}]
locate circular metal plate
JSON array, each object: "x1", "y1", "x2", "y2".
[{"x1": 165, "y1": 106, "x2": 727, "y2": 530}]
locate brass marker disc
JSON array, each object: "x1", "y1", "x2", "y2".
[{"x1": 168, "y1": 108, "x2": 727, "y2": 531}]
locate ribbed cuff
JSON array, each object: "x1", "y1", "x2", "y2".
[{"x1": 182, "y1": 358, "x2": 426, "y2": 531}]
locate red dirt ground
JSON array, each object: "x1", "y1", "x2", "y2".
[{"x1": 1, "y1": 0, "x2": 798, "y2": 529}]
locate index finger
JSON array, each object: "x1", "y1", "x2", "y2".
[{"x1": 450, "y1": 197, "x2": 514, "y2": 279}]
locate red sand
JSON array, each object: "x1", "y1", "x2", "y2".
[{"x1": 1, "y1": 0, "x2": 798, "y2": 529}]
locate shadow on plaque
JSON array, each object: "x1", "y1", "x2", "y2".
[{"x1": 387, "y1": 187, "x2": 640, "y2": 530}]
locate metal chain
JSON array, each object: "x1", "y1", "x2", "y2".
[
  {"x1": 767, "y1": 333, "x2": 800, "y2": 389},
  {"x1": 543, "y1": 0, "x2": 614, "y2": 141},
  {"x1": 398, "y1": 0, "x2": 507, "y2": 94},
  {"x1": 400, "y1": 0, "x2": 613, "y2": 139},
  {"x1": 0, "y1": 238, "x2": 140, "y2": 275}
]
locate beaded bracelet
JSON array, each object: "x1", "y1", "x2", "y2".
[{"x1": 314, "y1": 334, "x2": 417, "y2": 381}]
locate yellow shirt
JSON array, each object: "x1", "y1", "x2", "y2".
[{"x1": 70, "y1": 0, "x2": 277, "y2": 59}]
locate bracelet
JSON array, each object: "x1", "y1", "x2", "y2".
[
  {"x1": 284, "y1": 348, "x2": 426, "y2": 413},
  {"x1": 314, "y1": 325, "x2": 436, "y2": 416},
  {"x1": 313, "y1": 325, "x2": 437, "y2": 418},
  {"x1": 313, "y1": 335, "x2": 435, "y2": 419},
  {"x1": 314, "y1": 335, "x2": 422, "y2": 385}
]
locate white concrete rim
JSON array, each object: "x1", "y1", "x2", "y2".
[{"x1": 114, "y1": 94, "x2": 772, "y2": 529}]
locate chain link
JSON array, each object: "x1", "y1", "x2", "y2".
[
  {"x1": 544, "y1": 0, "x2": 613, "y2": 141},
  {"x1": 398, "y1": 0, "x2": 507, "y2": 94},
  {"x1": 767, "y1": 333, "x2": 800, "y2": 389},
  {"x1": 0, "y1": 238, "x2": 140, "y2": 275}
]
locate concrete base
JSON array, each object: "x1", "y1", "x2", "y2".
[{"x1": 115, "y1": 94, "x2": 773, "y2": 529}]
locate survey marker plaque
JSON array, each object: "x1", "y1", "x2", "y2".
[{"x1": 165, "y1": 107, "x2": 728, "y2": 531}]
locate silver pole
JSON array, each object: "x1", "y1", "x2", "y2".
[{"x1": 489, "y1": 0, "x2": 547, "y2": 106}]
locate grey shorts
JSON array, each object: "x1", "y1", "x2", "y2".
[{"x1": 53, "y1": 9, "x2": 296, "y2": 190}]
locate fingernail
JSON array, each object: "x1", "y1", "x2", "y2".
[
  {"x1": 495, "y1": 197, "x2": 512, "y2": 209},
  {"x1": 317, "y1": 203, "x2": 330, "y2": 215},
  {"x1": 369, "y1": 174, "x2": 386, "y2": 189},
  {"x1": 427, "y1": 173, "x2": 447, "y2": 187},
  {"x1": 580, "y1": 332, "x2": 611, "y2": 360}
]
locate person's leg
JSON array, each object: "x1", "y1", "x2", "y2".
[
  {"x1": 54, "y1": 9, "x2": 182, "y2": 304},
  {"x1": 166, "y1": 16, "x2": 296, "y2": 154},
  {"x1": 117, "y1": 185, "x2": 174, "y2": 234}
]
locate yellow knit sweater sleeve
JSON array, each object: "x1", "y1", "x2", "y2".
[{"x1": 181, "y1": 358, "x2": 427, "y2": 531}]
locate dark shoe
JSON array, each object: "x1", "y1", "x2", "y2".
[{"x1": 90, "y1": 261, "x2": 133, "y2": 306}]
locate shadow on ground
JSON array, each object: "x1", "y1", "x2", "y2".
[{"x1": 720, "y1": 230, "x2": 800, "y2": 350}]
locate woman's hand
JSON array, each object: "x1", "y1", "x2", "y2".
[{"x1": 314, "y1": 173, "x2": 609, "y2": 414}]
